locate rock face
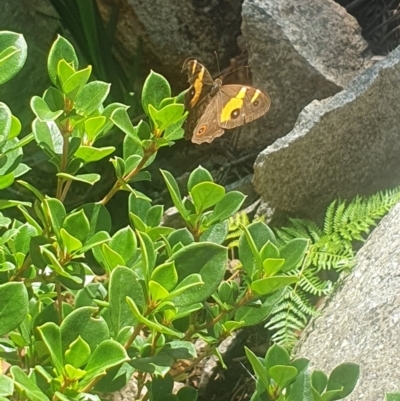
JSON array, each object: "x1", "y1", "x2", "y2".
[
  {"x1": 237, "y1": 0, "x2": 372, "y2": 151},
  {"x1": 98, "y1": 0, "x2": 243, "y2": 86},
  {"x1": 253, "y1": 44, "x2": 400, "y2": 219},
  {"x1": 294, "y1": 201, "x2": 400, "y2": 399}
]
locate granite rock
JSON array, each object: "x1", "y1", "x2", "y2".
[
  {"x1": 294, "y1": 201, "x2": 400, "y2": 400},
  {"x1": 253, "y1": 45, "x2": 400, "y2": 218}
]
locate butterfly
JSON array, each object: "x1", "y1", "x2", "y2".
[{"x1": 182, "y1": 58, "x2": 271, "y2": 144}]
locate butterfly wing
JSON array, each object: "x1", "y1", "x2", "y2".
[
  {"x1": 182, "y1": 58, "x2": 216, "y2": 140},
  {"x1": 191, "y1": 95, "x2": 225, "y2": 144},
  {"x1": 217, "y1": 85, "x2": 271, "y2": 129}
]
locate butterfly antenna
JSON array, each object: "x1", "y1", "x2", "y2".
[{"x1": 214, "y1": 51, "x2": 221, "y2": 74}]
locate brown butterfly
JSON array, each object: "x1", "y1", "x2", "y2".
[{"x1": 182, "y1": 58, "x2": 271, "y2": 144}]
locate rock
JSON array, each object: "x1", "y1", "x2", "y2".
[
  {"x1": 253, "y1": 44, "x2": 400, "y2": 218},
  {"x1": 97, "y1": 0, "x2": 243, "y2": 87},
  {"x1": 294, "y1": 201, "x2": 400, "y2": 400},
  {"x1": 238, "y1": 0, "x2": 372, "y2": 151}
]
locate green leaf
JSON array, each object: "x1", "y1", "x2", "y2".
[
  {"x1": 187, "y1": 166, "x2": 213, "y2": 191},
  {"x1": 78, "y1": 340, "x2": 129, "y2": 389},
  {"x1": 251, "y1": 276, "x2": 298, "y2": 296},
  {"x1": 65, "y1": 336, "x2": 91, "y2": 368},
  {"x1": 154, "y1": 103, "x2": 185, "y2": 130},
  {"x1": 57, "y1": 173, "x2": 101, "y2": 185},
  {"x1": 190, "y1": 182, "x2": 225, "y2": 213},
  {"x1": 30, "y1": 96, "x2": 63, "y2": 122},
  {"x1": 149, "y1": 280, "x2": 169, "y2": 301},
  {"x1": 326, "y1": 363, "x2": 360, "y2": 398},
  {"x1": 142, "y1": 71, "x2": 171, "y2": 114},
  {"x1": 43, "y1": 197, "x2": 66, "y2": 239},
  {"x1": 10, "y1": 366, "x2": 50, "y2": 401},
  {"x1": 235, "y1": 288, "x2": 284, "y2": 327},
  {"x1": 0, "y1": 374, "x2": 13, "y2": 397},
  {"x1": 8, "y1": 115, "x2": 21, "y2": 140},
  {"x1": 60, "y1": 307, "x2": 109, "y2": 352},
  {"x1": 60, "y1": 228, "x2": 82, "y2": 253},
  {"x1": 239, "y1": 221, "x2": 277, "y2": 277},
  {"x1": 177, "y1": 386, "x2": 198, "y2": 401},
  {"x1": 0, "y1": 102, "x2": 12, "y2": 142},
  {"x1": 109, "y1": 226, "x2": 138, "y2": 265},
  {"x1": 160, "y1": 169, "x2": 188, "y2": 218},
  {"x1": 75, "y1": 81, "x2": 110, "y2": 115},
  {"x1": 262, "y1": 258, "x2": 285, "y2": 276},
  {"x1": 62, "y1": 65, "x2": 92, "y2": 96},
  {"x1": 43, "y1": 87, "x2": 65, "y2": 112},
  {"x1": 0, "y1": 282, "x2": 28, "y2": 336},
  {"x1": 47, "y1": 35, "x2": 78, "y2": 87},
  {"x1": 0, "y1": 173, "x2": 14, "y2": 189},
  {"x1": 288, "y1": 369, "x2": 313, "y2": 401},
  {"x1": 37, "y1": 322, "x2": 64, "y2": 375},
  {"x1": 207, "y1": 191, "x2": 246, "y2": 225},
  {"x1": 200, "y1": 220, "x2": 228, "y2": 244},
  {"x1": 280, "y1": 238, "x2": 309, "y2": 273},
  {"x1": 74, "y1": 145, "x2": 115, "y2": 162},
  {"x1": 0, "y1": 32, "x2": 27, "y2": 85},
  {"x1": 311, "y1": 370, "x2": 328, "y2": 394},
  {"x1": 111, "y1": 107, "x2": 138, "y2": 139},
  {"x1": 170, "y1": 242, "x2": 227, "y2": 306},
  {"x1": 63, "y1": 209, "x2": 90, "y2": 243},
  {"x1": 109, "y1": 266, "x2": 145, "y2": 334},
  {"x1": 265, "y1": 344, "x2": 291, "y2": 369},
  {"x1": 269, "y1": 365, "x2": 298, "y2": 389},
  {"x1": 151, "y1": 261, "x2": 178, "y2": 291},
  {"x1": 33, "y1": 119, "x2": 63, "y2": 155},
  {"x1": 244, "y1": 347, "x2": 270, "y2": 390},
  {"x1": 85, "y1": 116, "x2": 106, "y2": 142}
]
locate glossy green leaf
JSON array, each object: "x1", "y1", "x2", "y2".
[
  {"x1": 10, "y1": 366, "x2": 50, "y2": 401},
  {"x1": 30, "y1": 96, "x2": 63, "y2": 122},
  {"x1": 0, "y1": 32, "x2": 27, "y2": 85},
  {"x1": 280, "y1": 238, "x2": 309, "y2": 273},
  {"x1": 37, "y1": 322, "x2": 64, "y2": 375},
  {"x1": 190, "y1": 182, "x2": 225, "y2": 213},
  {"x1": 265, "y1": 344, "x2": 291, "y2": 369},
  {"x1": 78, "y1": 340, "x2": 129, "y2": 389},
  {"x1": 142, "y1": 70, "x2": 171, "y2": 114},
  {"x1": 0, "y1": 282, "x2": 28, "y2": 336},
  {"x1": 269, "y1": 365, "x2": 298, "y2": 389},
  {"x1": 0, "y1": 173, "x2": 14, "y2": 189},
  {"x1": 75, "y1": 81, "x2": 110, "y2": 115},
  {"x1": 32, "y1": 119, "x2": 63, "y2": 155},
  {"x1": 47, "y1": 35, "x2": 78, "y2": 87},
  {"x1": 244, "y1": 347, "x2": 270, "y2": 390},
  {"x1": 8, "y1": 115, "x2": 21, "y2": 140},
  {"x1": 0, "y1": 374, "x2": 13, "y2": 397},
  {"x1": 187, "y1": 165, "x2": 213, "y2": 191},
  {"x1": 62, "y1": 65, "x2": 92, "y2": 96},
  {"x1": 262, "y1": 258, "x2": 285, "y2": 276},
  {"x1": 326, "y1": 363, "x2": 360, "y2": 398},
  {"x1": 200, "y1": 220, "x2": 228, "y2": 244},
  {"x1": 160, "y1": 169, "x2": 188, "y2": 218},
  {"x1": 311, "y1": 370, "x2": 328, "y2": 394},
  {"x1": 149, "y1": 280, "x2": 169, "y2": 301},
  {"x1": 111, "y1": 107, "x2": 138, "y2": 139},
  {"x1": 239, "y1": 221, "x2": 277, "y2": 277},
  {"x1": 251, "y1": 276, "x2": 298, "y2": 296},
  {"x1": 207, "y1": 191, "x2": 246, "y2": 225},
  {"x1": 151, "y1": 261, "x2": 177, "y2": 291},
  {"x1": 63, "y1": 209, "x2": 90, "y2": 243},
  {"x1": 109, "y1": 226, "x2": 138, "y2": 265},
  {"x1": 74, "y1": 145, "x2": 115, "y2": 162},
  {"x1": 0, "y1": 102, "x2": 12, "y2": 141},
  {"x1": 170, "y1": 242, "x2": 227, "y2": 306},
  {"x1": 235, "y1": 288, "x2": 284, "y2": 327},
  {"x1": 154, "y1": 103, "x2": 185, "y2": 130},
  {"x1": 60, "y1": 228, "x2": 82, "y2": 253},
  {"x1": 57, "y1": 173, "x2": 101, "y2": 185},
  {"x1": 85, "y1": 116, "x2": 106, "y2": 142},
  {"x1": 60, "y1": 307, "x2": 109, "y2": 352},
  {"x1": 109, "y1": 266, "x2": 145, "y2": 333},
  {"x1": 43, "y1": 87, "x2": 64, "y2": 112},
  {"x1": 65, "y1": 336, "x2": 91, "y2": 368}
]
